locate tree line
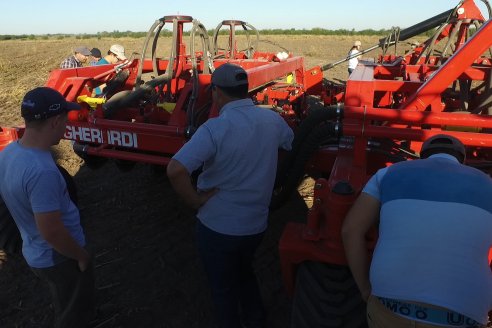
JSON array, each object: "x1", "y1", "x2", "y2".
[{"x1": 0, "y1": 28, "x2": 435, "y2": 41}]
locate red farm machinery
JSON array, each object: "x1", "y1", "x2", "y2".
[{"x1": 1, "y1": 0, "x2": 492, "y2": 326}]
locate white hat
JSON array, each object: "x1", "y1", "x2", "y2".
[
  {"x1": 110, "y1": 44, "x2": 126, "y2": 60},
  {"x1": 354, "y1": 40, "x2": 361, "y2": 47}
]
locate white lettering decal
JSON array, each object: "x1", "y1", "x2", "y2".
[
  {"x1": 108, "y1": 130, "x2": 122, "y2": 146},
  {"x1": 81, "y1": 128, "x2": 91, "y2": 142},
  {"x1": 65, "y1": 126, "x2": 138, "y2": 148},
  {"x1": 71, "y1": 127, "x2": 83, "y2": 140},
  {"x1": 64, "y1": 126, "x2": 72, "y2": 139},
  {"x1": 121, "y1": 132, "x2": 133, "y2": 147},
  {"x1": 90, "y1": 129, "x2": 102, "y2": 143}
]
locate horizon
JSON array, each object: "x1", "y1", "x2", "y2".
[
  {"x1": 3, "y1": 0, "x2": 489, "y2": 36},
  {"x1": 0, "y1": 26, "x2": 407, "y2": 37}
]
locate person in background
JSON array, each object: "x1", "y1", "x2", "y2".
[
  {"x1": 96, "y1": 44, "x2": 127, "y2": 65},
  {"x1": 60, "y1": 46, "x2": 91, "y2": 69},
  {"x1": 92, "y1": 44, "x2": 127, "y2": 95},
  {"x1": 167, "y1": 63, "x2": 294, "y2": 328},
  {"x1": 89, "y1": 48, "x2": 102, "y2": 66},
  {"x1": 0, "y1": 87, "x2": 95, "y2": 328},
  {"x1": 347, "y1": 40, "x2": 362, "y2": 76},
  {"x1": 405, "y1": 40, "x2": 421, "y2": 55},
  {"x1": 342, "y1": 134, "x2": 492, "y2": 327},
  {"x1": 410, "y1": 40, "x2": 420, "y2": 50}
]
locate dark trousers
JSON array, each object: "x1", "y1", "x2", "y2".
[
  {"x1": 31, "y1": 259, "x2": 95, "y2": 328},
  {"x1": 195, "y1": 220, "x2": 265, "y2": 328}
]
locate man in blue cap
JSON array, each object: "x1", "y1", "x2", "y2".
[
  {"x1": 0, "y1": 87, "x2": 94, "y2": 328},
  {"x1": 90, "y1": 47, "x2": 102, "y2": 66},
  {"x1": 167, "y1": 63, "x2": 294, "y2": 328}
]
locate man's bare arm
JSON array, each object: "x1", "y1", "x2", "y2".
[
  {"x1": 167, "y1": 159, "x2": 217, "y2": 210},
  {"x1": 341, "y1": 193, "x2": 380, "y2": 301},
  {"x1": 35, "y1": 211, "x2": 90, "y2": 272}
]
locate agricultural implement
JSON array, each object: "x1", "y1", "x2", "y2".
[{"x1": 1, "y1": 0, "x2": 492, "y2": 326}]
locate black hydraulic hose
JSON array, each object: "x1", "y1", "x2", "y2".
[
  {"x1": 383, "y1": 9, "x2": 454, "y2": 46},
  {"x1": 481, "y1": 0, "x2": 492, "y2": 18},
  {"x1": 271, "y1": 105, "x2": 341, "y2": 209},
  {"x1": 105, "y1": 17, "x2": 180, "y2": 117},
  {"x1": 188, "y1": 19, "x2": 212, "y2": 133},
  {"x1": 242, "y1": 22, "x2": 259, "y2": 58},
  {"x1": 439, "y1": 19, "x2": 465, "y2": 63},
  {"x1": 275, "y1": 104, "x2": 342, "y2": 187},
  {"x1": 136, "y1": 19, "x2": 163, "y2": 87},
  {"x1": 471, "y1": 70, "x2": 492, "y2": 114},
  {"x1": 103, "y1": 74, "x2": 172, "y2": 117},
  {"x1": 271, "y1": 121, "x2": 339, "y2": 210}
]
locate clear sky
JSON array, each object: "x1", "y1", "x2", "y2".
[{"x1": 2, "y1": 0, "x2": 489, "y2": 35}]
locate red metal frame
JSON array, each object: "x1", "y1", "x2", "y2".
[
  {"x1": 279, "y1": 3, "x2": 492, "y2": 294},
  {"x1": 28, "y1": 16, "x2": 313, "y2": 165},
  {"x1": 0, "y1": 127, "x2": 21, "y2": 152}
]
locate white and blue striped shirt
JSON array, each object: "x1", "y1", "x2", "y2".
[{"x1": 363, "y1": 153, "x2": 492, "y2": 324}]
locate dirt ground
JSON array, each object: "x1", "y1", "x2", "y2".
[
  {"x1": 0, "y1": 138, "x2": 315, "y2": 328},
  {"x1": 0, "y1": 34, "x2": 376, "y2": 327}
]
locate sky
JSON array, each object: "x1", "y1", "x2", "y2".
[{"x1": 1, "y1": 0, "x2": 490, "y2": 35}]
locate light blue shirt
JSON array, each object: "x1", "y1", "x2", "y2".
[
  {"x1": 173, "y1": 98, "x2": 293, "y2": 235},
  {"x1": 363, "y1": 154, "x2": 492, "y2": 324},
  {"x1": 0, "y1": 142, "x2": 85, "y2": 268},
  {"x1": 95, "y1": 58, "x2": 110, "y2": 65},
  {"x1": 93, "y1": 58, "x2": 110, "y2": 94}
]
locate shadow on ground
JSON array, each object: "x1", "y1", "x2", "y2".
[{"x1": 0, "y1": 144, "x2": 310, "y2": 328}]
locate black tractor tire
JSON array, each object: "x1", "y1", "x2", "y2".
[
  {"x1": 0, "y1": 165, "x2": 78, "y2": 255},
  {"x1": 291, "y1": 261, "x2": 368, "y2": 328}
]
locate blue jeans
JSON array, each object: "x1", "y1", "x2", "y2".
[{"x1": 195, "y1": 220, "x2": 266, "y2": 328}]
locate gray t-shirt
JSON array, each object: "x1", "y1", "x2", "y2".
[{"x1": 0, "y1": 141, "x2": 85, "y2": 268}]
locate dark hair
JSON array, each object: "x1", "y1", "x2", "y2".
[
  {"x1": 421, "y1": 147, "x2": 464, "y2": 163},
  {"x1": 25, "y1": 119, "x2": 45, "y2": 128},
  {"x1": 420, "y1": 135, "x2": 466, "y2": 163},
  {"x1": 216, "y1": 84, "x2": 249, "y2": 99},
  {"x1": 25, "y1": 111, "x2": 66, "y2": 128}
]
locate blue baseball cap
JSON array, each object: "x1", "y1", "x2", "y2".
[
  {"x1": 90, "y1": 47, "x2": 102, "y2": 58},
  {"x1": 21, "y1": 87, "x2": 81, "y2": 121},
  {"x1": 211, "y1": 63, "x2": 248, "y2": 88}
]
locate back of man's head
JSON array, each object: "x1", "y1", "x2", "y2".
[
  {"x1": 211, "y1": 63, "x2": 249, "y2": 99},
  {"x1": 21, "y1": 87, "x2": 80, "y2": 128},
  {"x1": 420, "y1": 134, "x2": 466, "y2": 163}
]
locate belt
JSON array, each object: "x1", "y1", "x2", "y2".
[{"x1": 377, "y1": 297, "x2": 484, "y2": 328}]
